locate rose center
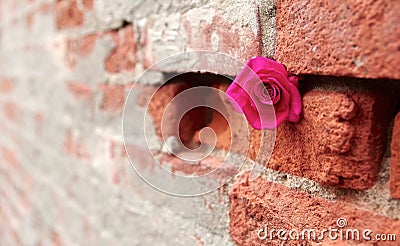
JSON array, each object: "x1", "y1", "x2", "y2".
[
  {"x1": 263, "y1": 83, "x2": 275, "y2": 100},
  {"x1": 259, "y1": 82, "x2": 281, "y2": 105}
]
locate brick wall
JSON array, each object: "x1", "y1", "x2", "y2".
[{"x1": 0, "y1": 0, "x2": 399, "y2": 245}]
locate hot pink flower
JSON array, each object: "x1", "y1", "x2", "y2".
[{"x1": 226, "y1": 57, "x2": 302, "y2": 129}]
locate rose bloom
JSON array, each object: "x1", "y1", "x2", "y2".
[{"x1": 226, "y1": 57, "x2": 302, "y2": 129}]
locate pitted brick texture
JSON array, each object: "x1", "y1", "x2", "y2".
[
  {"x1": 66, "y1": 34, "x2": 100, "y2": 68},
  {"x1": 275, "y1": 0, "x2": 400, "y2": 79},
  {"x1": 205, "y1": 80, "x2": 396, "y2": 190},
  {"x1": 255, "y1": 89, "x2": 396, "y2": 189},
  {"x1": 98, "y1": 84, "x2": 129, "y2": 113},
  {"x1": 144, "y1": 77, "x2": 397, "y2": 190},
  {"x1": 391, "y1": 113, "x2": 400, "y2": 198},
  {"x1": 229, "y1": 174, "x2": 400, "y2": 245},
  {"x1": 144, "y1": 81, "x2": 209, "y2": 144},
  {"x1": 55, "y1": 0, "x2": 84, "y2": 29},
  {"x1": 0, "y1": 79, "x2": 13, "y2": 93},
  {"x1": 105, "y1": 25, "x2": 137, "y2": 73}
]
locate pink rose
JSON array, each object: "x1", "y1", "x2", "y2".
[{"x1": 226, "y1": 57, "x2": 302, "y2": 129}]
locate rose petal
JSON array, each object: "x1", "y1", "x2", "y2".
[
  {"x1": 275, "y1": 104, "x2": 289, "y2": 126},
  {"x1": 288, "y1": 75, "x2": 299, "y2": 87},
  {"x1": 257, "y1": 104, "x2": 277, "y2": 129},
  {"x1": 252, "y1": 83, "x2": 273, "y2": 105},
  {"x1": 226, "y1": 83, "x2": 249, "y2": 113},
  {"x1": 274, "y1": 83, "x2": 290, "y2": 112},
  {"x1": 257, "y1": 69, "x2": 290, "y2": 88},
  {"x1": 226, "y1": 56, "x2": 302, "y2": 129},
  {"x1": 285, "y1": 81, "x2": 302, "y2": 116}
]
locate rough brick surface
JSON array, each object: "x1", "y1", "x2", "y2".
[
  {"x1": 104, "y1": 25, "x2": 137, "y2": 73},
  {"x1": 182, "y1": 14, "x2": 261, "y2": 62},
  {"x1": 145, "y1": 82, "x2": 209, "y2": 144},
  {"x1": 66, "y1": 34, "x2": 100, "y2": 68},
  {"x1": 98, "y1": 84, "x2": 128, "y2": 113},
  {"x1": 391, "y1": 113, "x2": 400, "y2": 198},
  {"x1": 67, "y1": 82, "x2": 93, "y2": 100},
  {"x1": 0, "y1": 79, "x2": 13, "y2": 93},
  {"x1": 144, "y1": 77, "x2": 397, "y2": 190},
  {"x1": 205, "y1": 80, "x2": 397, "y2": 190},
  {"x1": 229, "y1": 174, "x2": 400, "y2": 245},
  {"x1": 142, "y1": 73, "x2": 235, "y2": 145},
  {"x1": 136, "y1": 0, "x2": 265, "y2": 68},
  {"x1": 262, "y1": 90, "x2": 396, "y2": 189},
  {"x1": 275, "y1": 0, "x2": 400, "y2": 79},
  {"x1": 55, "y1": 0, "x2": 84, "y2": 29}
]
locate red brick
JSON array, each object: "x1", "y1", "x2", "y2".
[
  {"x1": 67, "y1": 82, "x2": 92, "y2": 100},
  {"x1": 66, "y1": 34, "x2": 99, "y2": 67},
  {"x1": 137, "y1": 74, "x2": 396, "y2": 190},
  {"x1": 51, "y1": 231, "x2": 63, "y2": 246},
  {"x1": 64, "y1": 131, "x2": 75, "y2": 154},
  {"x1": 390, "y1": 112, "x2": 400, "y2": 198},
  {"x1": 1, "y1": 147, "x2": 20, "y2": 170},
  {"x1": 139, "y1": 73, "x2": 236, "y2": 147},
  {"x1": 64, "y1": 131, "x2": 90, "y2": 160},
  {"x1": 275, "y1": 0, "x2": 400, "y2": 79},
  {"x1": 98, "y1": 84, "x2": 126, "y2": 113},
  {"x1": 55, "y1": 0, "x2": 84, "y2": 30},
  {"x1": 182, "y1": 14, "x2": 261, "y2": 63},
  {"x1": 38, "y1": 3, "x2": 52, "y2": 14},
  {"x1": 141, "y1": 76, "x2": 395, "y2": 189},
  {"x1": 104, "y1": 25, "x2": 137, "y2": 73},
  {"x1": 0, "y1": 79, "x2": 13, "y2": 93},
  {"x1": 229, "y1": 174, "x2": 400, "y2": 245},
  {"x1": 144, "y1": 83, "x2": 209, "y2": 144},
  {"x1": 82, "y1": 0, "x2": 93, "y2": 10},
  {"x1": 26, "y1": 11, "x2": 34, "y2": 27},
  {"x1": 192, "y1": 82, "x2": 248, "y2": 152},
  {"x1": 26, "y1": 3, "x2": 52, "y2": 28},
  {"x1": 160, "y1": 153, "x2": 235, "y2": 178},
  {"x1": 3, "y1": 102, "x2": 18, "y2": 121},
  {"x1": 210, "y1": 81, "x2": 396, "y2": 190},
  {"x1": 261, "y1": 90, "x2": 395, "y2": 190}
]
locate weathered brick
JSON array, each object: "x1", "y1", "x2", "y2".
[
  {"x1": 275, "y1": 0, "x2": 400, "y2": 79},
  {"x1": 182, "y1": 14, "x2": 261, "y2": 62},
  {"x1": 261, "y1": 89, "x2": 395, "y2": 189},
  {"x1": 0, "y1": 79, "x2": 13, "y2": 93},
  {"x1": 391, "y1": 113, "x2": 400, "y2": 198},
  {"x1": 1, "y1": 147, "x2": 20, "y2": 170},
  {"x1": 98, "y1": 84, "x2": 127, "y2": 113},
  {"x1": 26, "y1": 3, "x2": 52, "y2": 28},
  {"x1": 64, "y1": 131, "x2": 90, "y2": 160},
  {"x1": 142, "y1": 75, "x2": 396, "y2": 190},
  {"x1": 140, "y1": 4, "x2": 264, "y2": 69},
  {"x1": 160, "y1": 152, "x2": 235, "y2": 178},
  {"x1": 144, "y1": 82, "x2": 209, "y2": 143},
  {"x1": 82, "y1": 0, "x2": 93, "y2": 10},
  {"x1": 66, "y1": 34, "x2": 100, "y2": 68},
  {"x1": 51, "y1": 231, "x2": 63, "y2": 246},
  {"x1": 67, "y1": 82, "x2": 92, "y2": 100},
  {"x1": 229, "y1": 174, "x2": 400, "y2": 245},
  {"x1": 55, "y1": 0, "x2": 84, "y2": 29},
  {"x1": 3, "y1": 102, "x2": 18, "y2": 121},
  {"x1": 104, "y1": 25, "x2": 137, "y2": 73},
  {"x1": 205, "y1": 80, "x2": 396, "y2": 190}
]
